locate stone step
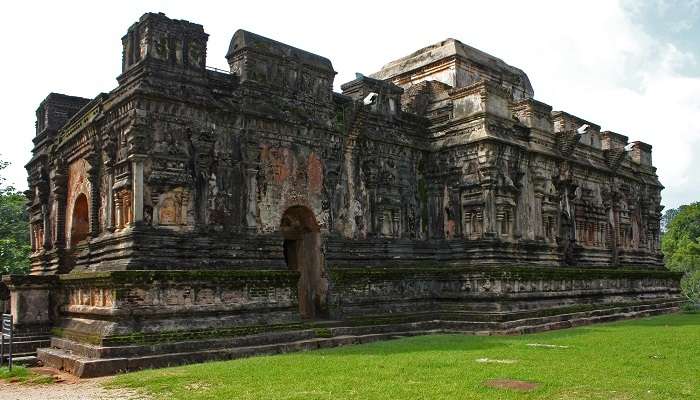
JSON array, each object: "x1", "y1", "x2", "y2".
[
  {"x1": 502, "y1": 306, "x2": 680, "y2": 335},
  {"x1": 50, "y1": 319, "x2": 490, "y2": 360},
  {"x1": 4, "y1": 339, "x2": 51, "y2": 355},
  {"x1": 39, "y1": 330, "x2": 427, "y2": 378},
  {"x1": 38, "y1": 301, "x2": 680, "y2": 378},
  {"x1": 497, "y1": 300, "x2": 683, "y2": 330},
  {"x1": 1, "y1": 355, "x2": 41, "y2": 367}
]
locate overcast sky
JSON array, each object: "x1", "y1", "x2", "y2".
[{"x1": 1, "y1": 0, "x2": 698, "y2": 209}]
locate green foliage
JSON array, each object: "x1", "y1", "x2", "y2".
[
  {"x1": 0, "y1": 366, "x2": 30, "y2": 380},
  {"x1": 0, "y1": 366, "x2": 55, "y2": 384},
  {"x1": 661, "y1": 202, "x2": 700, "y2": 303},
  {"x1": 108, "y1": 313, "x2": 700, "y2": 399},
  {"x1": 661, "y1": 206, "x2": 682, "y2": 233},
  {"x1": 680, "y1": 270, "x2": 700, "y2": 311},
  {"x1": 0, "y1": 158, "x2": 30, "y2": 276}
]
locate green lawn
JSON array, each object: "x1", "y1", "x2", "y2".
[{"x1": 108, "y1": 313, "x2": 700, "y2": 400}]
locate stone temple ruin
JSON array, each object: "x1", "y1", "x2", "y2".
[{"x1": 3, "y1": 12, "x2": 682, "y2": 376}]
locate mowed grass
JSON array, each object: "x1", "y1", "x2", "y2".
[{"x1": 108, "y1": 313, "x2": 700, "y2": 400}]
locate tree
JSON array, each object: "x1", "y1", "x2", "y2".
[
  {"x1": 661, "y1": 202, "x2": 700, "y2": 305},
  {"x1": 661, "y1": 206, "x2": 683, "y2": 233},
  {"x1": 0, "y1": 159, "x2": 30, "y2": 275}
]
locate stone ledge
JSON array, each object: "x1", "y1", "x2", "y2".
[
  {"x1": 59, "y1": 270, "x2": 300, "y2": 285},
  {"x1": 2, "y1": 274, "x2": 58, "y2": 289},
  {"x1": 328, "y1": 266, "x2": 682, "y2": 282}
]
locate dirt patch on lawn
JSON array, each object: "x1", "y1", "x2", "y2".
[
  {"x1": 484, "y1": 378, "x2": 540, "y2": 392},
  {"x1": 0, "y1": 367, "x2": 148, "y2": 400},
  {"x1": 30, "y1": 367, "x2": 81, "y2": 384}
]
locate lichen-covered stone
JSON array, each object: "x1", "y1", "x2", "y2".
[{"x1": 10, "y1": 12, "x2": 680, "y2": 376}]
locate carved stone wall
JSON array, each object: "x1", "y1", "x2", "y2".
[{"x1": 25, "y1": 13, "x2": 665, "y2": 273}]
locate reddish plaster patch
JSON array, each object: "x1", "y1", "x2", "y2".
[
  {"x1": 269, "y1": 148, "x2": 292, "y2": 184},
  {"x1": 307, "y1": 153, "x2": 323, "y2": 194},
  {"x1": 445, "y1": 219, "x2": 456, "y2": 239}
]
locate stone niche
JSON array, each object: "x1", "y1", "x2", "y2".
[
  {"x1": 65, "y1": 159, "x2": 91, "y2": 248},
  {"x1": 153, "y1": 187, "x2": 190, "y2": 227}
]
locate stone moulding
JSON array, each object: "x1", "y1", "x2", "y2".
[
  {"x1": 327, "y1": 265, "x2": 682, "y2": 282},
  {"x1": 57, "y1": 269, "x2": 300, "y2": 285}
]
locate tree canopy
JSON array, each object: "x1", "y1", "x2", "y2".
[
  {"x1": 0, "y1": 159, "x2": 30, "y2": 275},
  {"x1": 661, "y1": 202, "x2": 700, "y2": 304}
]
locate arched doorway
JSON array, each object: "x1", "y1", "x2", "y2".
[
  {"x1": 70, "y1": 194, "x2": 90, "y2": 247},
  {"x1": 281, "y1": 206, "x2": 327, "y2": 319}
]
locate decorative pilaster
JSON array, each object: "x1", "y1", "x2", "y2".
[
  {"x1": 86, "y1": 158, "x2": 101, "y2": 237},
  {"x1": 51, "y1": 161, "x2": 67, "y2": 248},
  {"x1": 104, "y1": 170, "x2": 115, "y2": 231},
  {"x1": 245, "y1": 167, "x2": 258, "y2": 232},
  {"x1": 479, "y1": 164, "x2": 498, "y2": 239},
  {"x1": 114, "y1": 191, "x2": 123, "y2": 229},
  {"x1": 130, "y1": 155, "x2": 147, "y2": 223},
  {"x1": 102, "y1": 135, "x2": 116, "y2": 232},
  {"x1": 41, "y1": 204, "x2": 51, "y2": 249},
  {"x1": 36, "y1": 167, "x2": 52, "y2": 250}
]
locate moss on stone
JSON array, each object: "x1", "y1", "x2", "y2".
[
  {"x1": 327, "y1": 265, "x2": 682, "y2": 285},
  {"x1": 59, "y1": 270, "x2": 300, "y2": 287},
  {"x1": 313, "y1": 328, "x2": 333, "y2": 338},
  {"x1": 52, "y1": 327, "x2": 103, "y2": 346},
  {"x1": 102, "y1": 322, "x2": 312, "y2": 346}
]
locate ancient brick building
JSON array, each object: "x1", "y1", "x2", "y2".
[{"x1": 4, "y1": 13, "x2": 682, "y2": 376}]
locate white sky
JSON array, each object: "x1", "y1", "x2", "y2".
[{"x1": 1, "y1": 0, "x2": 698, "y2": 209}]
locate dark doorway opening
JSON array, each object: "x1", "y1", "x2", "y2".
[
  {"x1": 281, "y1": 206, "x2": 327, "y2": 319},
  {"x1": 70, "y1": 194, "x2": 90, "y2": 247}
]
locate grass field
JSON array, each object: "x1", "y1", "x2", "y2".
[{"x1": 108, "y1": 313, "x2": 700, "y2": 399}]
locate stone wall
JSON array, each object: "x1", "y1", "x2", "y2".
[
  {"x1": 39, "y1": 266, "x2": 682, "y2": 348},
  {"x1": 327, "y1": 266, "x2": 681, "y2": 320},
  {"x1": 52, "y1": 270, "x2": 300, "y2": 346},
  {"x1": 24, "y1": 13, "x2": 664, "y2": 274}
]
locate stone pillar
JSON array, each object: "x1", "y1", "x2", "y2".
[
  {"x1": 29, "y1": 222, "x2": 36, "y2": 252},
  {"x1": 42, "y1": 204, "x2": 52, "y2": 250},
  {"x1": 479, "y1": 162, "x2": 498, "y2": 239},
  {"x1": 610, "y1": 204, "x2": 620, "y2": 266},
  {"x1": 114, "y1": 192, "x2": 123, "y2": 229},
  {"x1": 105, "y1": 169, "x2": 115, "y2": 231},
  {"x1": 51, "y1": 168, "x2": 67, "y2": 248},
  {"x1": 87, "y1": 160, "x2": 101, "y2": 237},
  {"x1": 2, "y1": 275, "x2": 57, "y2": 337},
  {"x1": 482, "y1": 186, "x2": 498, "y2": 239},
  {"x1": 245, "y1": 167, "x2": 258, "y2": 232},
  {"x1": 533, "y1": 193, "x2": 544, "y2": 240},
  {"x1": 130, "y1": 155, "x2": 146, "y2": 223}
]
